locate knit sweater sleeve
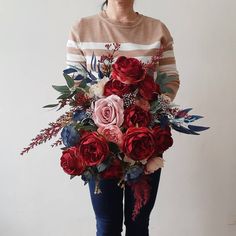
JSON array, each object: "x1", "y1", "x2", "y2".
[
  {"x1": 65, "y1": 19, "x2": 87, "y2": 69},
  {"x1": 159, "y1": 21, "x2": 180, "y2": 101}
]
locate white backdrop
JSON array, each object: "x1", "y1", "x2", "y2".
[{"x1": 0, "y1": 0, "x2": 235, "y2": 235}]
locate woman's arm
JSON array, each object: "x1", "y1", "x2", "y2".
[
  {"x1": 159, "y1": 21, "x2": 180, "y2": 102},
  {"x1": 65, "y1": 20, "x2": 87, "y2": 86}
]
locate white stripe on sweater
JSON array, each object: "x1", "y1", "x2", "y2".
[
  {"x1": 67, "y1": 40, "x2": 161, "y2": 51},
  {"x1": 161, "y1": 50, "x2": 174, "y2": 58},
  {"x1": 66, "y1": 53, "x2": 86, "y2": 62},
  {"x1": 85, "y1": 55, "x2": 154, "y2": 64}
]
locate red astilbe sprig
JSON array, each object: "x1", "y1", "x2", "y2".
[
  {"x1": 20, "y1": 109, "x2": 75, "y2": 156},
  {"x1": 142, "y1": 45, "x2": 165, "y2": 73},
  {"x1": 99, "y1": 42, "x2": 121, "y2": 64},
  {"x1": 20, "y1": 122, "x2": 62, "y2": 156},
  {"x1": 98, "y1": 43, "x2": 121, "y2": 75},
  {"x1": 51, "y1": 138, "x2": 63, "y2": 148},
  {"x1": 127, "y1": 174, "x2": 152, "y2": 221}
]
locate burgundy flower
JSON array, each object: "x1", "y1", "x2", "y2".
[
  {"x1": 103, "y1": 79, "x2": 135, "y2": 97},
  {"x1": 152, "y1": 125, "x2": 173, "y2": 154},
  {"x1": 123, "y1": 105, "x2": 151, "y2": 128},
  {"x1": 60, "y1": 147, "x2": 85, "y2": 176},
  {"x1": 122, "y1": 127, "x2": 156, "y2": 161},
  {"x1": 138, "y1": 74, "x2": 160, "y2": 101},
  {"x1": 111, "y1": 56, "x2": 146, "y2": 84},
  {"x1": 77, "y1": 132, "x2": 109, "y2": 166},
  {"x1": 100, "y1": 158, "x2": 123, "y2": 179}
]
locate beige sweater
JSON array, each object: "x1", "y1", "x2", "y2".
[{"x1": 66, "y1": 10, "x2": 180, "y2": 101}]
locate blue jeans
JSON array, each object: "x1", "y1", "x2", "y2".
[{"x1": 88, "y1": 166, "x2": 162, "y2": 236}]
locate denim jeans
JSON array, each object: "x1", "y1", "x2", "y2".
[{"x1": 88, "y1": 165, "x2": 162, "y2": 236}]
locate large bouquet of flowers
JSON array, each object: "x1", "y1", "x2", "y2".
[{"x1": 21, "y1": 43, "x2": 209, "y2": 220}]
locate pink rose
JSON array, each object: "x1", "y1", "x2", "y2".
[
  {"x1": 134, "y1": 97, "x2": 150, "y2": 111},
  {"x1": 92, "y1": 94, "x2": 124, "y2": 127},
  {"x1": 97, "y1": 125, "x2": 124, "y2": 147},
  {"x1": 144, "y1": 156, "x2": 165, "y2": 174}
]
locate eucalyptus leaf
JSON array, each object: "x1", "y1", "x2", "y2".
[
  {"x1": 184, "y1": 115, "x2": 204, "y2": 123},
  {"x1": 63, "y1": 67, "x2": 77, "y2": 74},
  {"x1": 171, "y1": 123, "x2": 199, "y2": 135},
  {"x1": 74, "y1": 74, "x2": 84, "y2": 80},
  {"x1": 188, "y1": 125, "x2": 210, "y2": 132},
  {"x1": 79, "y1": 63, "x2": 97, "y2": 80},
  {"x1": 91, "y1": 52, "x2": 97, "y2": 71},
  {"x1": 97, "y1": 63, "x2": 104, "y2": 79}
]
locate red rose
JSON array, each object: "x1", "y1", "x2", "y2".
[
  {"x1": 100, "y1": 158, "x2": 123, "y2": 179},
  {"x1": 103, "y1": 79, "x2": 135, "y2": 97},
  {"x1": 78, "y1": 132, "x2": 109, "y2": 166},
  {"x1": 152, "y1": 125, "x2": 173, "y2": 153},
  {"x1": 124, "y1": 105, "x2": 151, "y2": 128},
  {"x1": 111, "y1": 56, "x2": 146, "y2": 84},
  {"x1": 138, "y1": 74, "x2": 160, "y2": 101},
  {"x1": 60, "y1": 147, "x2": 85, "y2": 176},
  {"x1": 122, "y1": 127, "x2": 156, "y2": 161}
]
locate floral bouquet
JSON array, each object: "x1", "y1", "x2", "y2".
[{"x1": 21, "y1": 43, "x2": 209, "y2": 220}]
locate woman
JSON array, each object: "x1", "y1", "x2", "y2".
[{"x1": 66, "y1": 0, "x2": 180, "y2": 235}]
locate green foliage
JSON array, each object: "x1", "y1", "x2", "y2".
[
  {"x1": 75, "y1": 123, "x2": 97, "y2": 131},
  {"x1": 108, "y1": 142, "x2": 120, "y2": 154},
  {"x1": 42, "y1": 104, "x2": 58, "y2": 108},
  {"x1": 70, "y1": 175, "x2": 77, "y2": 179},
  {"x1": 63, "y1": 73, "x2": 75, "y2": 88},
  {"x1": 52, "y1": 85, "x2": 70, "y2": 93},
  {"x1": 56, "y1": 93, "x2": 71, "y2": 100},
  {"x1": 150, "y1": 100, "x2": 162, "y2": 114},
  {"x1": 155, "y1": 70, "x2": 176, "y2": 94}
]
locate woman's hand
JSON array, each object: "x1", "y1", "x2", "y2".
[{"x1": 144, "y1": 156, "x2": 165, "y2": 174}]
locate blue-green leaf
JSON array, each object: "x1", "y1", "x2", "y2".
[
  {"x1": 171, "y1": 123, "x2": 199, "y2": 135},
  {"x1": 184, "y1": 115, "x2": 204, "y2": 123},
  {"x1": 188, "y1": 125, "x2": 210, "y2": 132},
  {"x1": 63, "y1": 67, "x2": 77, "y2": 74}
]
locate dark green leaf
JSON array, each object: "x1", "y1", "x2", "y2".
[
  {"x1": 63, "y1": 73, "x2": 75, "y2": 88},
  {"x1": 79, "y1": 79, "x2": 87, "y2": 89},
  {"x1": 52, "y1": 85, "x2": 70, "y2": 93},
  {"x1": 70, "y1": 175, "x2": 77, "y2": 179},
  {"x1": 75, "y1": 123, "x2": 97, "y2": 131},
  {"x1": 161, "y1": 87, "x2": 174, "y2": 94},
  {"x1": 57, "y1": 93, "x2": 71, "y2": 99},
  {"x1": 108, "y1": 142, "x2": 120, "y2": 154},
  {"x1": 42, "y1": 104, "x2": 58, "y2": 108},
  {"x1": 97, "y1": 162, "x2": 108, "y2": 173}
]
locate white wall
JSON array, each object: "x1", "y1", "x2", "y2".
[{"x1": 0, "y1": 0, "x2": 235, "y2": 235}]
